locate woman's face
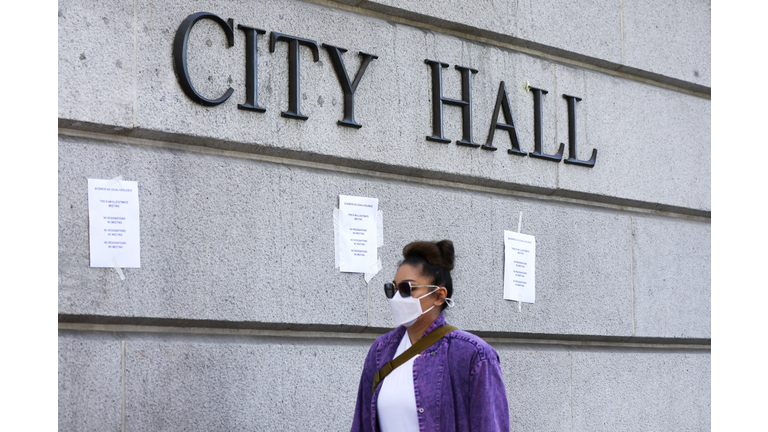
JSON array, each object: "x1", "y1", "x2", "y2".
[{"x1": 393, "y1": 263, "x2": 446, "y2": 314}]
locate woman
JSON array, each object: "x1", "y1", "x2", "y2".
[{"x1": 351, "y1": 240, "x2": 509, "y2": 432}]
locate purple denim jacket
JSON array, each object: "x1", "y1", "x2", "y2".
[{"x1": 351, "y1": 314, "x2": 510, "y2": 432}]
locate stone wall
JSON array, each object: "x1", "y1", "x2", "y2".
[{"x1": 58, "y1": 0, "x2": 711, "y2": 430}]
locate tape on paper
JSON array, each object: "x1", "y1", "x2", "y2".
[
  {"x1": 112, "y1": 257, "x2": 126, "y2": 281},
  {"x1": 376, "y1": 210, "x2": 383, "y2": 248},
  {"x1": 333, "y1": 207, "x2": 341, "y2": 269},
  {"x1": 365, "y1": 258, "x2": 382, "y2": 283}
]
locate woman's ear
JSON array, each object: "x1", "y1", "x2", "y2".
[{"x1": 433, "y1": 287, "x2": 447, "y2": 306}]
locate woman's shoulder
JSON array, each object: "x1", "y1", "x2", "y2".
[
  {"x1": 371, "y1": 326, "x2": 407, "y2": 350},
  {"x1": 445, "y1": 328, "x2": 500, "y2": 363},
  {"x1": 361, "y1": 327, "x2": 405, "y2": 367}
]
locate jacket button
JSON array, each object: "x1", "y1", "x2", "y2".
[
  {"x1": 418, "y1": 408, "x2": 424, "y2": 413},
  {"x1": 431, "y1": 351, "x2": 435, "y2": 356}
]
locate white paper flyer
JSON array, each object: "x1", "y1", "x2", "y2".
[
  {"x1": 87, "y1": 178, "x2": 141, "y2": 268},
  {"x1": 503, "y1": 230, "x2": 536, "y2": 303},
  {"x1": 338, "y1": 195, "x2": 378, "y2": 273}
]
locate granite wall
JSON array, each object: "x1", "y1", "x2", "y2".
[{"x1": 59, "y1": 0, "x2": 710, "y2": 430}]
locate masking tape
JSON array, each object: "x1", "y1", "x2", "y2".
[
  {"x1": 109, "y1": 175, "x2": 123, "y2": 184},
  {"x1": 333, "y1": 207, "x2": 341, "y2": 269},
  {"x1": 364, "y1": 258, "x2": 382, "y2": 283},
  {"x1": 376, "y1": 210, "x2": 383, "y2": 248},
  {"x1": 112, "y1": 257, "x2": 126, "y2": 281}
]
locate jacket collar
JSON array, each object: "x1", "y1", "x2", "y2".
[
  {"x1": 420, "y1": 313, "x2": 446, "y2": 338},
  {"x1": 391, "y1": 313, "x2": 447, "y2": 344}
]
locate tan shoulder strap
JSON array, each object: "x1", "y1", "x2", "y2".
[{"x1": 371, "y1": 325, "x2": 458, "y2": 394}]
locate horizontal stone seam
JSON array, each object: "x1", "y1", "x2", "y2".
[
  {"x1": 318, "y1": 0, "x2": 710, "y2": 98},
  {"x1": 58, "y1": 315, "x2": 711, "y2": 350},
  {"x1": 57, "y1": 126, "x2": 712, "y2": 221}
]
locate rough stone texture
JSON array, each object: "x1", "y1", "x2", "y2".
[
  {"x1": 623, "y1": 0, "x2": 711, "y2": 89},
  {"x1": 58, "y1": 331, "x2": 710, "y2": 432},
  {"x1": 58, "y1": 135, "x2": 369, "y2": 328},
  {"x1": 495, "y1": 346, "x2": 571, "y2": 431},
  {"x1": 553, "y1": 64, "x2": 711, "y2": 213},
  {"x1": 57, "y1": 0, "x2": 710, "y2": 213},
  {"x1": 58, "y1": 0, "x2": 710, "y2": 429},
  {"x1": 366, "y1": 184, "x2": 635, "y2": 338},
  {"x1": 58, "y1": 0, "x2": 135, "y2": 129},
  {"x1": 632, "y1": 214, "x2": 711, "y2": 339},
  {"x1": 509, "y1": 0, "x2": 623, "y2": 65},
  {"x1": 571, "y1": 351, "x2": 711, "y2": 431},
  {"x1": 347, "y1": 0, "x2": 710, "y2": 88},
  {"x1": 60, "y1": 134, "x2": 653, "y2": 338},
  {"x1": 125, "y1": 336, "x2": 370, "y2": 431},
  {"x1": 360, "y1": 0, "x2": 623, "y2": 67},
  {"x1": 359, "y1": 0, "x2": 516, "y2": 38},
  {"x1": 58, "y1": 332, "x2": 123, "y2": 432},
  {"x1": 60, "y1": 134, "x2": 709, "y2": 339}
]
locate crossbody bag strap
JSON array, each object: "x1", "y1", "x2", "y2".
[{"x1": 371, "y1": 324, "x2": 458, "y2": 394}]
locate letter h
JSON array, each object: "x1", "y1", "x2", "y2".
[{"x1": 425, "y1": 60, "x2": 479, "y2": 147}]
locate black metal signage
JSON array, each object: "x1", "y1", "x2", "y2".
[{"x1": 173, "y1": 12, "x2": 597, "y2": 167}]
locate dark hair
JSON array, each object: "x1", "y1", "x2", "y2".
[{"x1": 401, "y1": 240, "x2": 454, "y2": 311}]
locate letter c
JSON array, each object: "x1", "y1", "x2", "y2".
[{"x1": 172, "y1": 12, "x2": 234, "y2": 106}]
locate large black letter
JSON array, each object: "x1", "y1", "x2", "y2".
[
  {"x1": 322, "y1": 44, "x2": 378, "y2": 128},
  {"x1": 269, "y1": 32, "x2": 320, "y2": 120},
  {"x1": 484, "y1": 81, "x2": 525, "y2": 155},
  {"x1": 528, "y1": 86, "x2": 564, "y2": 162},
  {"x1": 424, "y1": 60, "x2": 479, "y2": 147},
  {"x1": 172, "y1": 12, "x2": 235, "y2": 106},
  {"x1": 237, "y1": 25, "x2": 266, "y2": 112},
  {"x1": 562, "y1": 94, "x2": 597, "y2": 167}
]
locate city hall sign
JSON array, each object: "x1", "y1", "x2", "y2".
[{"x1": 173, "y1": 12, "x2": 597, "y2": 167}]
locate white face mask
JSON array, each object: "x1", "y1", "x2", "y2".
[{"x1": 388, "y1": 288, "x2": 439, "y2": 327}]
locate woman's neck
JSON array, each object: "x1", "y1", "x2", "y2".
[{"x1": 406, "y1": 310, "x2": 440, "y2": 344}]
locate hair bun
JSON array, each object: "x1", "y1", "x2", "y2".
[
  {"x1": 435, "y1": 240, "x2": 455, "y2": 270},
  {"x1": 402, "y1": 240, "x2": 454, "y2": 271}
]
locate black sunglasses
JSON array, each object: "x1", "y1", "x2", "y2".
[{"x1": 384, "y1": 281, "x2": 440, "y2": 299}]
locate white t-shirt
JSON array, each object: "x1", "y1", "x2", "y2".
[{"x1": 376, "y1": 332, "x2": 420, "y2": 432}]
